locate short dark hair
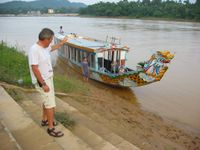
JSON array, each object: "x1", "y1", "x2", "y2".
[{"x1": 39, "y1": 28, "x2": 54, "y2": 41}]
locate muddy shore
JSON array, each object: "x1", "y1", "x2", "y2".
[
  {"x1": 3, "y1": 57, "x2": 199, "y2": 149},
  {"x1": 51, "y1": 58, "x2": 200, "y2": 150},
  {"x1": 2, "y1": 57, "x2": 200, "y2": 149}
]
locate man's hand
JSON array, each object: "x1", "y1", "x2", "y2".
[
  {"x1": 51, "y1": 37, "x2": 68, "y2": 51},
  {"x1": 42, "y1": 84, "x2": 50, "y2": 92},
  {"x1": 60, "y1": 37, "x2": 68, "y2": 45}
]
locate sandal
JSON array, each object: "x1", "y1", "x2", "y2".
[
  {"x1": 41, "y1": 120, "x2": 58, "y2": 126},
  {"x1": 47, "y1": 128, "x2": 64, "y2": 137}
]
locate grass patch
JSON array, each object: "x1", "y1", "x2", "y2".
[
  {"x1": 54, "y1": 73, "x2": 88, "y2": 94},
  {"x1": 0, "y1": 41, "x2": 88, "y2": 94},
  {"x1": 0, "y1": 41, "x2": 32, "y2": 86},
  {"x1": 55, "y1": 112, "x2": 75, "y2": 128}
]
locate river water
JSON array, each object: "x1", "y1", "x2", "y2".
[{"x1": 0, "y1": 16, "x2": 200, "y2": 133}]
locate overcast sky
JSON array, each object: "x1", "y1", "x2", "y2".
[{"x1": 0, "y1": 0, "x2": 196, "y2": 4}]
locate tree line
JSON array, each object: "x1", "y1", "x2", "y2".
[
  {"x1": 0, "y1": 7, "x2": 80, "y2": 15},
  {"x1": 0, "y1": 0, "x2": 85, "y2": 15},
  {"x1": 79, "y1": 0, "x2": 200, "y2": 21}
]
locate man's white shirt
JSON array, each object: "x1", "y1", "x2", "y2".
[{"x1": 28, "y1": 43, "x2": 53, "y2": 84}]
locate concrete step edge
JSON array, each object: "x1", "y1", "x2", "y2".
[
  {"x1": 15, "y1": 95, "x2": 92, "y2": 150},
  {"x1": 0, "y1": 86, "x2": 92, "y2": 150},
  {"x1": 0, "y1": 120, "x2": 22, "y2": 150},
  {"x1": 22, "y1": 93, "x2": 118, "y2": 150},
  {"x1": 55, "y1": 97, "x2": 140, "y2": 150},
  {"x1": 0, "y1": 86, "x2": 63, "y2": 150}
]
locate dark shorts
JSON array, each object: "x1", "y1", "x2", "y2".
[{"x1": 83, "y1": 71, "x2": 89, "y2": 77}]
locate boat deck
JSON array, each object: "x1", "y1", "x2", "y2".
[
  {"x1": 55, "y1": 33, "x2": 125, "y2": 52},
  {"x1": 69, "y1": 38, "x2": 106, "y2": 50}
]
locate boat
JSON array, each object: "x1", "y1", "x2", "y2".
[{"x1": 55, "y1": 33, "x2": 174, "y2": 87}]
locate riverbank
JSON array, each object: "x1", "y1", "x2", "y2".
[
  {"x1": 0, "y1": 42, "x2": 31, "y2": 86},
  {"x1": 0, "y1": 42, "x2": 86, "y2": 93},
  {"x1": 0, "y1": 13, "x2": 199, "y2": 23},
  {"x1": 1, "y1": 43, "x2": 200, "y2": 149},
  {"x1": 79, "y1": 15, "x2": 200, "y2": 23},
  {"x1": 54, "y1": 58, "x2": 200, "y2": 150},
  {"x1": 2, "y1": 57, "x2": 199, "y2": 149},
  {"x1": 0, "y1": 13, "x2": 79, "y2": 17}
]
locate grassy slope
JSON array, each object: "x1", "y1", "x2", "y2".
[
  {"x1": 0, "y1": 42, "x2": 31, "y2": 86},
  {"x1": 0, "y1": 42, "x2": 86, "y2": 94}
]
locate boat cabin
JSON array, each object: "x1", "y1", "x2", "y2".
[
  {"x1": 55, "y1": 33, "x2": 174, "y2": 87},
  {"x1": 55, "y1": 33, "x2": 130, "y2": 75}
]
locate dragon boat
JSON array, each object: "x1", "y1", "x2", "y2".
[{"x1": 55, "y1": 33, "x2": 174, "y2": 87}]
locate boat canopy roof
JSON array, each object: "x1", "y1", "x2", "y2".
[{"x1": 55, "y1": 33, "x2": 129, "y2": 53}]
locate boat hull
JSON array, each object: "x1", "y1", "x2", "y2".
[
  {"x1": 57, "y1": 55, "x2": 169, "y2": 88},
  {"x1": 55, "y1": 34, "x2": 174, "y2": 87}
]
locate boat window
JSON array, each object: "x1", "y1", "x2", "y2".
[
  {"x1": 67, "y1": 46, "x2": 69, "y2": 59},
  {"x1": 72, "y1": 47, "x2": 74, "y2": 60},
  {"x1": 120, "y1": 51, "x2": 126, "y2": 66},
  {"x1": 98, "y1": 58, "x2": 102, "y2": 69},
  {"x1": 69, "y1": 46, "x2": 72, "y2": 60},
  {"x1": 68, "y1": 46, "x2": 71, "y2": 59},
  {"x1": 90, "y1": 54, "x2": 95, "y2": 68},
  {"x1": 104, "y1": 59, "x2": 112, "y2": 72},
  {"x1": 74, "y1": 48, "x2": 77, "y2": 62},
  {"x1": 72, "y1": 47, "x2": 75, "y2": 61},
  {"x1": 71, "y1": 47, "x2": 73, "y2": 60},
  {"x1": 116, "y1": 50, "x2": 121, "y2": 65},
  {"x1": 64, "y1": 45, "x2": 67, "y2": 58},
  {"x1": 77, "y1": 49, "x2": 81, "y2": 63},
  {"x1": 69, "y1": 47, "x2": 72, "y2": 60},
  {"x1": 104, "y1": 51, "x2": 108, "y2": 60},
  {"x1": 121, "y1": 51, "x2": 126, "y2": 59},
  {"x1": 116, "y1": 51, "x2": 119, "y2": 61},
  {"x1": 108, "y1": 51, "x2": 112, "y2": 61},
  {"x1": 83, "y1": 51, "x2": 87, "y2": 58}
]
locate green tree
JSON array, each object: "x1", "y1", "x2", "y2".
[
  {"x1": 78, "y1": 0, "x2": 198, "y2": 21},
  {"x1": 193, "y1": 0, "x2": 200, "y2": 19}
]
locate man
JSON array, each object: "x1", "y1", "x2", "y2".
[
  {"x1": 59, "y1": 26, "x2": 64, "y2": 34},
  {"x1": 28, "y1": 28, "x2": 67, "y2": 137}
]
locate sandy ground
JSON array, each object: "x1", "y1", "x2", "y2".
[
  {"x1": 53, "y1": 58, "x2": 200, "y2": 150},
  {"x1": 3, "y1": 58, "x2": 199, "y2": 150}
]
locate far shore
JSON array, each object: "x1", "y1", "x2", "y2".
[
  {"x1": 0, "y1": 13, "x2": 79, "y2": 17},
  {"x1": 0, "y1": 13, "x2": 199, "y2": 23}
]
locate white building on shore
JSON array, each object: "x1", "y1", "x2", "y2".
[{"x1": 48, "y1": 9, "x2": 54, "y2": 14}]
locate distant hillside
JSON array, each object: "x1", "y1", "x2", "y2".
[{"x1": 0, "y1": 0, "x2": 87, "y2": 14}]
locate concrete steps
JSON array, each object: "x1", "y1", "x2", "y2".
[
  {"x1": 0, "y1": 85, "x2": 140, "y2": 150},
  {"x1": 19, "y1": 94, "x2": 119, "y2": 150},
  {"x1": 26, "y1": 91, "x2": 139, "y2": 150},
  {"x1": 0, "y1": 120, "x2": 21, "y2": 150},
  {"x1": 0, "y1": 86, "x2": 91, "y2": 150},
  {"x1": 56, "y1": 97, "x2": 140, "y2": 150}
]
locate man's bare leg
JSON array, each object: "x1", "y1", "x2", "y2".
[
  {"x1": 46, "y1": 107, "x2": 54, "y2": 129},
  {"x1": 42, "y1": 104, "x2": 47, "y2": 121}
]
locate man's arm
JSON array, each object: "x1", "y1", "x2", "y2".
[
  {"x1": 50, "y1": 37, "x2": 68, "y2": 52},
  {"x1": 31, "y1": 65, "x2": 49, "y2": 92}
]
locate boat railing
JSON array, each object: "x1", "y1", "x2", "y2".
[
  {"x1": 105, "y1": 36, "x2": 121, "y2": 46},
  {"x1": 97, "y1": 67, "x2": 138, "y2": 77}
]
